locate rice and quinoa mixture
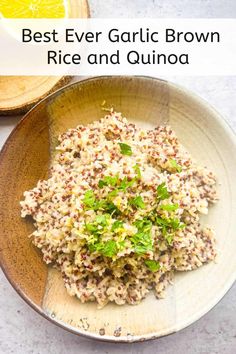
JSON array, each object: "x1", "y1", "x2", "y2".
[{"x1": 20, "y1": 111, "x2": 217, "y2": 308}]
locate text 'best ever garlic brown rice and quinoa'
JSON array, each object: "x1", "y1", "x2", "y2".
[{"x1": 20, "y1": 111, "x2": 217, "y2": 308}]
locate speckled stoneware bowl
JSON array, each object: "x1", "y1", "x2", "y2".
[{"x1": 0, "y1": 76, "x2": 236, "y2": 342}]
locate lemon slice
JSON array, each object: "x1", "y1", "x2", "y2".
[{"x1": 0, "y1": 0, "x2": 69, "y2": 19}]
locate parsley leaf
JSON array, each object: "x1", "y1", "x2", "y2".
[
  {"x1": 160, "y1": 203, "x2": 179, "y2": 211},
  {"x1": 131, "y1": 231, "x2": 153, "y2": 254},
  {"x1": 155, "y1": 216, "x2": 170, "y2": 227},
  {"x1": 95, "y1": 214, "x2": 110, "y2": 226},
  {"x1": 119, "y1": 176, "x2": 135, "y2": 191},
  {"x1": 129, "y1": 196, "x2": 146, "y2": 209},
  {"x1": 133, "y1": 218, "x2": 152, "y2": 232},
  {"x1": 145, "y1": 260, "x2": 161, "y2": 272},
  {"x1": 88, "y1": 239, "x2": 118, "y2": 257},
  {"x1": 83, "y1": 190, "x2": 97, "y2": 208},
  {"x1": 133, "y1": 164, "x2": 141, "y2": 179},
  {"x1": 102, "y1": 201, "x2": 121, "y2": 215},
  {"x1": 85, "y1": 222, "x2": 99, "y2": 233},
  {"x1": 131, "y1": 219, "x2": 153, "y2": 254},
  {"x1": 168, "y1": 218, "x2": 186, "y2": 230},
  {"x1": 165, "y1": 234, "x2": 174, "y2": 245},
  {"x1": 156, "y1": 183, "x2": 170, "y2": 200},
  {"x1": 99, "y1": 240, "x2": 117, "y2": 257},
  {"x1": 98, "y1": 175, "x2": 119, "y2": 188},
  {"x1": 119, "y1": 143, "x2": 132, "y2": 156},
  {"x1": 108, "y1": 189, "x2": 119, "y2": 198},
  {"x1": 154, "y1": 215, "x2": 185, "y2": 231},
  {"x1": 169, "y1": 159, "x2": 182, "y2": 173},
  {"x1": 111, "y1": 220, "x2": 124, "y2": 231},
  {"x1": 98, "y1": 180, "x2": 105, "y2": 188},
  {"x1": 153, "y1": 214, "x2": 185, "y2": 245},
  {"x1": 85, "y1": 214, "x2": 110, "y2": 236},
  {"x1": 117, "y1": 240, "x2": 126, "y2": 251}
]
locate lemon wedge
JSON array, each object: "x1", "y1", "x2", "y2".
[{"x1": 0, "y1": 0, "x2": 69, "y2": 18}]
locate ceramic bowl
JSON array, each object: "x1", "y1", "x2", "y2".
[{"x1": 0, "y1": 76, "x2": 236, "y2": 342}]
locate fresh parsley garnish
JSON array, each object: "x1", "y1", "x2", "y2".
[
  {"x1": 168, "y1": 218, "x2": 185, "y2": 230},
  {"x1": 107, "y1": 189, "x2": 119, "y2": 198},
  {"x1": 169, "y1": 159, "x2": 182, "y2": 173},
  {"x1": 160, "y1": 203, "x2": 179, "y2": 211},
  {"x1": 83, "y1": 157, "x2": 185, "y2": 258},
  {"x1": 131, "y1": 218, "x2": 153, "y2": 254},
  {"x1": 98, "y1": 180, "x2": 105, "y2": 188},
  {"x1": 145, "y1": 260, "x2": 161, "y2": 272},
  {"x1": 85, "y1": 214, "x2": 110, "y2": 235},
  {"x1": 83, "y1": 190, "x2": 97, "y2": 208},
  {"x1": 133, "y1": 164, "x2": 141, "y2": 179},
  {"x1": 133, "y1": 218, "x2": 152, "y2": 232},
  {"x1": 153, "y1": 214, "x2": 185, "y2": 245},
  {"x1": 154, "y1": 215, "x2": 185, "y2": 230},
  {"x1": 117, "y1": 240, "x2": 126, "y2": 251},
  {"x1": 89, "y1": 240, "x2": 117, "y2": 258},
  {"x1": 98, "y1": 175, "x2": 135, "y2": 195},
  {"x1": 85, "y1": 222, "x2": 99, "y2": 233},
  {"x1": 101, "y1": 201, "x2": 121, "y2": 215},
  {"x1": 119, "y1": 176, "x2": 135, "y2": 191},
  {"x1": 111, "y1": 220, "x2": 124, "y2": 231},
  {"x1": 156, "y1": 182, "x2": 170, "y2": 200},
  {"x1": 131, "y1": 231, "x2": 153, "y2": 254},
  {"x1": 119, "y1": 143, "x2": 132, "y2": 156},
  {"x1": 95, "y1": 214, "x2": 110, "y2": 226},
  {"x1": 98, "y1": 175, "x2": 119, "y2": 188},
  {"x1": 154, "y1": 216, "x2": 170, "y2": 227},
  {"x1": 100, "y1": 240, "x2": 117, "y2": 257},
  {"x1": 82, "y1": 189, "x2": 121, "y2": 215},
  {"x1": 165, "y1": 234, "x2": 174, "y2": 245},
  {"x1": 129, "y1": 196, "x2": 145, "y2": 209}
]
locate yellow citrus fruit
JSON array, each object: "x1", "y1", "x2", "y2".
[{"x1": 0, "y1": 0, "x2": 69, "y2": 18}]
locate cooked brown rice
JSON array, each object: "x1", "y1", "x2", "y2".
[{"x1": 20, "y1": 111, "x2": 217, "y2": 308}]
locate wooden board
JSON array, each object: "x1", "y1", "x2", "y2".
[{"x1": 0, "y1": 0, "x2": 90, "y2": 115}]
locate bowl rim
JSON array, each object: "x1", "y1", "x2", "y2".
[{"x1": 0, "y1": 75, "x2": 236, "y2": 343}]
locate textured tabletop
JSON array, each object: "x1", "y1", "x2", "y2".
[{"x1": 1, "y1": 1, "x2": 236, "y2": 354}]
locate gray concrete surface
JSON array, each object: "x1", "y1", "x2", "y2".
[
  {"x1": 89, "y1": 0, "x2": 236, "y2": 18},
  {"x1": 1, "y1": 1, "x2": 236, "y2": 353}
]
